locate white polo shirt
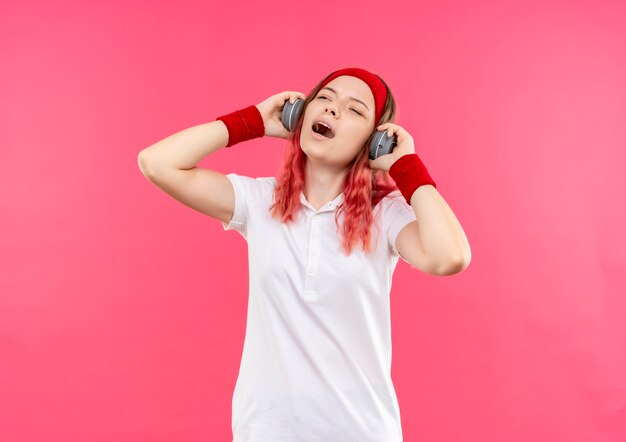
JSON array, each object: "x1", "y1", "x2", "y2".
[{"x1": 221, "y1": 173, "x2": 417, "y2": 442}]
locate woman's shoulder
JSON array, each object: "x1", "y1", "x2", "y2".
[
  {"x1": 226, "y1": 173, "x2": 276, "y2": 186},
  {"x1": 373, "y1": 189, "x2": 405, "y2": 211},
  {"x1": 223, "y1": 174, "x2": 277, "y2": 206}
]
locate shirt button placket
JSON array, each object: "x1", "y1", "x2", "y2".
[
  {"x1": 306, "y1": 216, "x2": 320, "y2": 283},
  {"x1": 311, "y1": 218, "x2": 320, "y2": 271}
]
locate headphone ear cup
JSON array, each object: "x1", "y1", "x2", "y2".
[
  {"x1": 369, "y1": 130, "x2": 398, "y2": 160},
  {"x1": 281, "y1": 98, "x2": 305, "y2": 132}
]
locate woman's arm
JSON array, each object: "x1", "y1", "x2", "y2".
[
  {"x1": 137, "y1": 120, "x2": 237, "y2": 224},
  {"x1": 396, "y1": 184, "x2": 471, "y2": 275},
  {"x1": 138, "y1": 120, "x2": 229, "y2": 172}
]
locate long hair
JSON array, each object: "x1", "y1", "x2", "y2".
[{"x1": 268, "y1": 71, "x2": 403, "y2": 256}]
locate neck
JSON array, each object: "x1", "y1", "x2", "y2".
[{"x1": 303, "y1": 159, "x2": 346, "y2": 209}]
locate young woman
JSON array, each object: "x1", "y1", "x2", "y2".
[{"x1": 138, "y1": 67, "x2": 471, "y2": 442}]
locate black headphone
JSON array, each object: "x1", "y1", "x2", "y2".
[{"x1": 281, "y1": 98, "x2": 397, "y2": 160}]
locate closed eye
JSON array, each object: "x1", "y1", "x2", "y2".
[{"x1": 317, "y1": 95, "x2": 363, "y2": 116}]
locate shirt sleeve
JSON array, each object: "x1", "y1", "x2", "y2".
[
  {"x1": 384, "y1": 191, "x2": 417, "y2": 258},
  {"x1": 221, "y1": 173, "x2": 273, "y2": 239}
]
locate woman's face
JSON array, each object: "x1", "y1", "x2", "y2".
[{"x1": 300, "y1": 75, "x2": 376, "y2": 169}]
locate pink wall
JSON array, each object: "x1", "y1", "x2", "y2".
[{"x1": 2, "y1": 0, "x2": 625, "y2": 441}]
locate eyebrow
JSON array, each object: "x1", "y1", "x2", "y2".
[{"x1": 319, "y1": 87, "x2": 370, "y2": 112}]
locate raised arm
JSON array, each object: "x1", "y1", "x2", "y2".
[{"x1": 137, "y1": 120, "x2": 235, "y2": 223}]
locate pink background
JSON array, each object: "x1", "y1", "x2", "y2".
[{"x1": 2, "y1": 0, "x2": 625, "y2": 441}]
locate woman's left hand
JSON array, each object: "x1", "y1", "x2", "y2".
[{"x1": 368, "y1": 123, "x2": 416, "y2": 172}]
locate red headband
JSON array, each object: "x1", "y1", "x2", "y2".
[{"x1": 319, "y1": 67, "x2": 388, "y2": 124}]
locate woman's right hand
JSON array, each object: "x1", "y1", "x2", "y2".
[{"x1": 256, "y1": 91, "x2": 307, "y2": 139}]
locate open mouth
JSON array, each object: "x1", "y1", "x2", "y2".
[{"x1": 311, "y1": 121, "x2": 335, "y2": 139}]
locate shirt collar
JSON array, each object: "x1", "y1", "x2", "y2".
[{"x1": 300, "y1": 190, "x2": 345, "y2": 213}]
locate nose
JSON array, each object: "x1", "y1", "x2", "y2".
[{"x1": 323, "y1": 98, "x2": 338, "y2": 116}]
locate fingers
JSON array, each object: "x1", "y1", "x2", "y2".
[
  {"x1": 377, "y1": 122, "x2": 404, "y2": 138},
  {"x1": 287, "y1": 91, "x2": 307, "y2": 104},
  {"x1": 377, "y1": 123, "x2": 396, "y2": 137}
]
